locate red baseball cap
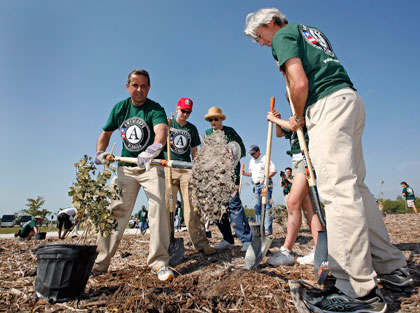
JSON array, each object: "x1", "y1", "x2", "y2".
[{"x1": 177, "y1": 98, "x2": 193, "y2": 111}]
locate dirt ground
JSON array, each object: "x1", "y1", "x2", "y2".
[{"x1": 0, "y1": 213, "x2": 419, "y2": 313}]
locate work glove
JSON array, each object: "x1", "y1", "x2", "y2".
[
  {"x1": 227, "y1": 141, "x2": 241, "y2": 166},
  {"x1": 94, "y1": 151, "x2": 110, "y2": 165},
  {"x1": 136, "y1": 143, "x2": 163, "y2": 171}
]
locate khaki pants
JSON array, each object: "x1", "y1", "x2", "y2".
[
  {"x1": 165, "y1": 167, "x2": 210, "y2": 251},
  {"x1": 94, "y1": 166, "x2": 170, "y2": 272},
  {"x1": 306, "y1": 87, "x2": 406, "y2": 298}
]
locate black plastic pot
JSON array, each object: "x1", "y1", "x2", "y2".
[
  {"x1": 34, "y1": 232, "x2": 46, "y2": 240},
  {"x1": 35, "y1": 244, "x2": 98, "y2": 303}
]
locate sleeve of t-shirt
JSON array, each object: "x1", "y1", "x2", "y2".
[
  {"x1": 272, "y1": 28, "x2": 301, "y2": 71},
  {"x1": 103, "y1": 104, "x2": 120, "y2": 132},
  {"x1": 233, "y1": 130, "x2": 246, "y2": 158},
  {"x1": 190, "y1": 124, "x2": 201, "y2": 147},
  {"x1": 151, "y1": 104, "x2": 168, "y2": 126}
]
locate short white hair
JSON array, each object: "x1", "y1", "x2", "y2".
[{"x1": 244, "y1": 8, "x2": 288, "y2": 40}]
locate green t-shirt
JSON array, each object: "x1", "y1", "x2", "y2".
[
  {"x1": 103, "y1": 97, "x2": 167, "y2": 165},
  {"x1": 138, "y1": 209, "x2": 148, "y2": 222},
  {"x1": 403, "y1": 186, "x2": 415, "y2": 200},
  {"x1": 204, "y1": 126, "x2": 245, "y2": 185},
  {"x1": 163, "y1": 119, "x2": 201, "y2": 162},
  {"x1": 282, "y1": 127, "x2": 309, "y2": 155},
  {"x1": 19, "y1": 220, "x2": 36, "y2": 238},
  {"x1": 272, "y1": 23, "x2": 354, "y2": 110}
]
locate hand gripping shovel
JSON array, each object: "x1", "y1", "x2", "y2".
[
  {"x1": 284, "y1": 77, "x2": 329, "y2": 284},
  {"x1": 245, "y1": 97, "x2": 275, "y2": 269},
  {"x1": 166, "y1": 115, "x2": 185, "y2": 267}
]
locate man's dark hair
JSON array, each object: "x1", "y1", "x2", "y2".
[
  {"x1": 401, "y1": 181, "x2": 408, "y2": 186},
  {"x1": 285, "y1": 167, "x2": 292, "y2": 171},
  {"x1": 127, "y1": 69, "x2": 150, "y2": 85}
]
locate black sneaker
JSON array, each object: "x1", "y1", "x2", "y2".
[
  {"x1": 377, "y1": 267, "x2": 413, "y2": 287},
  {"x1": 302, "y1": 286, "x2": 387, "y2": 313}
]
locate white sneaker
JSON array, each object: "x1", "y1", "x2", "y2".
[
  {"x1": 240, "y1": 241, "x2": 251, "y2": 252},
  {"x1": 267, "y1": 247, "x2": 294, "y2": 266},
  {"x1": 154, "y1": 266, "x2": 174, "y2": 281},
  {"x1": 215, "y1": 239, "x2": 234, "y2": 250},
  {"x1": 297, "y1": 250, "x2": 315, "y2": 265}
]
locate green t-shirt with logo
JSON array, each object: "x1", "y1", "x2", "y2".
[
  {"x1": 281, "y1": 127, "x2": 309, "y2": 155},
  {"x1": 138, "y1": 209, "x2": 148, "y2": 222},
  {"x1": 272, "y1": 23, "x2": 354, "y2": 110},
  {"x1": 163, "y1": 119, "x2": 201, "y2": 162},
  {"x1": 204, "y1": 126, "x2": 245, "y2": 185},
  {"x1": 103, "y1": 97, "x2": 168, "y2": 165},
  {"x1": 403, "y1": 186, "x2": 415, "y2": 200}
]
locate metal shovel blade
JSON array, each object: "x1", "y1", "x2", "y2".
[
  {"x1": 245, "y1": 223, "x2": 272, "y2": 269},
  {"x1": 314, "y1": 230, "x2": 328, "y2": 284},
  {"x1": 168, "y1": 237, "x2": 185, "y2": 267}
]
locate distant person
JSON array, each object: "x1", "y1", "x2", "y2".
[
  {"x1": 242, "y1": 144, "x2": 277, "y2": 235},
  {"x1": 137, "y1": 205, "x2": 148, "y2": 235},
  {"x1": 401, "y1": 182, "x2": 418, "y2": 214},
  {"x1": 14, "y1": 216, "x2": 43, "y2": 241},
  {"x1": 93, "y1": 69, "x2": 173, "y2": 281},
  {"x1": 163, "y1": 98, "x2": 215, "y2": 254},
  {"x1": 57, "y1": 207, "x2": 76, "y2": 239},
  {"x1": 280, "y1": 167, "x2": 292, "y2": 207},
  {"x1": 204, "y1": 107, "x2": 252, "y2": 252},
  {"x1": 245, "y1": 7, "x2": 412, "y2": 312}
]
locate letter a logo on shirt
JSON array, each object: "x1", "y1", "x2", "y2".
[{"x1": 120, "y1": 117, "x2": 150, "y2": 152}]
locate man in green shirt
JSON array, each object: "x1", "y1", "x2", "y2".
[
  {"x1": 137, "y1": 205, "x2": 148, "y2": 234},
  {"x1": 204, "y1": 107, "x2": 252, "y2": 252},
  {"x1": 245, "y1": 8, "x2": 411, "y2": 312},
  {"x1": 14, "y1": 216, "x2": 42, "y2": 241},
  {"x1": 164, "y1": 98, "x2": 215, "y2": 255},
  {"x1": 401, "y1": 182, "x2": 418, "y2": 214},
  {"x1": 93, "y1": 69, "x2": 173, "y2": 281}
]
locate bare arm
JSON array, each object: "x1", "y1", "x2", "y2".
[
  {"x1": 284, "y1": 58, "x2": 308, "y2": 131},
  {"x1": 96, "y1": 131, "x2": 113, "y2": 152},
  {"x1": 191, "y1": 146, "x2": 198, "y2": 160},
  {"x1": 268, "y1": 171, "x2": 277, "y2": 178},
  {"x1": 153, "y1": 123, "x2": 169, "y2": 146},
  {"x1": 242, "y1": 171, "x2": 252, "y2": 177}
]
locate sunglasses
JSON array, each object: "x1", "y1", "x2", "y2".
[
  {"x1": 208, "y1": 118, "x2": 219, "y2": 122},
  {"x1": 180, "y1": 109, "x2": 191, "y2": 114}
]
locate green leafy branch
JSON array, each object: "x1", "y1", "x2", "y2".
[{"x1": 68, "y1": 155, "x2": 121, "y2": 239}]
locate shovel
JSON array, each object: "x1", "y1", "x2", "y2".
[
  {"x1": 239, "y1": 164, "x2": 245, "y2": 196},
  {"x1": 113, "y1": 157, "x2": 192, "y2": 169},
  {"x1": 245, "y1": 97, "x2": 275, "y2": 269},
  {"x1": 166, "y1": 115, "x2": 185, "y2": 267},
  {"x1": 284, "y1": 78, "x2": 329, "y2": 284}
]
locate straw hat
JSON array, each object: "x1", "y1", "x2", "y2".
[{"x1": 204, "y1": 107, "x2": 226, "y2": 121}]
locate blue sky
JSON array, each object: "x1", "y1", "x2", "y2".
[{"x1": 1, "y1": 0, "x2": 419, "y2": 216}]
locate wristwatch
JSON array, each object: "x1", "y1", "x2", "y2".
[{"x1": 293, "y1": 114, "x2": 305, "y2": 122}]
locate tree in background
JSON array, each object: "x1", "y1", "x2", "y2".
[{"x1": 22, "y1": 196, "x2": 51, "y2": 220}]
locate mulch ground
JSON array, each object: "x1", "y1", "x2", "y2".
[{"x1": 0, "y1": 214, "x2": 419, "y2": 312}]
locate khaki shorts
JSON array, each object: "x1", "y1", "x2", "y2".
[
  {"x1": 292, "y1": 158, "x2": 306, "y2": 175},
  {"x1": 407, "y1": 199, "x2": 416, "y2": 208}
]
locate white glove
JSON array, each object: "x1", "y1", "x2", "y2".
[
  {"x1": 94, "y1": 151, "x2": 110, "y2": 165},
  {"x1": 227, "y1": 141, "x2": 241, "y2": 165},
  {"x1": 136, "y1": 143, "x2": 163, "y2": 171}
]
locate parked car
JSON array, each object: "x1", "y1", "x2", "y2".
[
  {"x1": 1, "y1": 215, "x2": 16, "y2": 227},
  {"x1": 19, "y1": 215, "x2": 33, "y2": 227}
]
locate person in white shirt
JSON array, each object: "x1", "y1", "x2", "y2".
[
  {"x1": 242, "y1": 145, "x2": 277, "y2": 235},
  {"x1": 57, "y1": 207, "x2": 77, "y2": 240}
]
